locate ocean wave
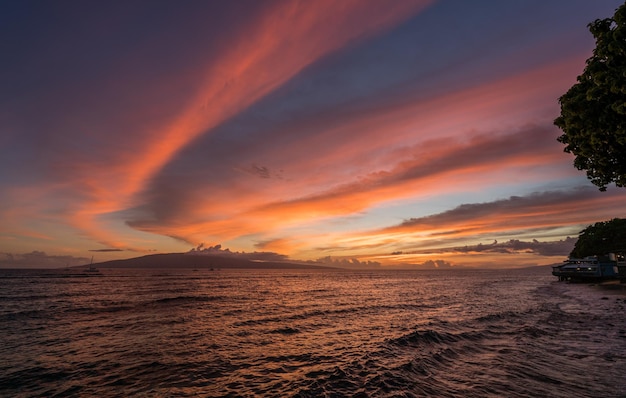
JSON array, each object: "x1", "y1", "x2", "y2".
[
  {"x1": 269, "y1": 326, "x2": 301, "y2": 335},
  {"x1": 151, "y1": 295, "x2": 225, "y2": 305},
  {"x1": 388, "y1": 328, "x2": 484, "y2": 347},
  {"x1": 0, "y1": 308, "x2": 51, "y2": 322}
]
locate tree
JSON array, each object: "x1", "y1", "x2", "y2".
[
  {"x1": 554, "y1": 3, "x2": 626, "y2": 191},
  {"x1": 570, "y1": 218, "x2": 626, "y2": 258}
]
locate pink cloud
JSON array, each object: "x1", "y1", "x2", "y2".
[
  {"x1": 57, "y1": 0, "x2": 433, "y2": 247},
  {"x1": 124, "y1": 53, "x2": 595, "y2": 247}
]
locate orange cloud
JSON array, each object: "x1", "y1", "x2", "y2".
[
  {"x1": 350, "y1": 188, "x2": 626, "y2": 259},
  {"x1": 219, "y1": 54, "x2": 587, "y2": 205},
  {"x1": 124, "y1": 56, "x2": 593, "y2": 249},
  {"x1": 117, "y1": 0, "x2": 433, "y2": 197},
  {"x1": 66, "y1": 0, "x2": 433, "y2": 247}
]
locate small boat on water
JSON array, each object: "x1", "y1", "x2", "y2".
[
  {"x1": 552, "y1": 253, "x2": 625, "y2": 282},
  {"x1": 84, "y1": 257, "x2": 100, "y2": 274}
]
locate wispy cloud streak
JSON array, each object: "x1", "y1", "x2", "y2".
[
  {"x1": 384, "y1": 187, "x2": 620, "y2": 235},
  {"x1": 20, "y1": 1, "x2": 433, "y2": 249},
  {"x1": 127, "y1": 56, "x2": 586, "y2": 245},
  {"x1": 2, "y1": 1, "x2": 625, "y2": 267}
]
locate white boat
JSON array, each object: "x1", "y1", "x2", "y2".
[{"x1": 552, "y1": 255, "x2": 621, "y2": 282}]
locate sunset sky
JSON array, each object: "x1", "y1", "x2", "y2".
[{"x1": 2, "y1": 0, "x2": 626, "y2": 268}]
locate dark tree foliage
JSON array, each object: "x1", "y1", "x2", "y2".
[
  {"x1": 554, "y1": 2, "x2": 626, "y2": 191},
  {"x1": 570, "y1": 218, "x2": 626, "y2": 258}
]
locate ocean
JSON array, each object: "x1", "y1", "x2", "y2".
[{"x1": 1, "y1": 267, "x2": 625, "y2": 397}]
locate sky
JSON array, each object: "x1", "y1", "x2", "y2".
[{"x1": 2, "y1": 0, "x2": 626, "y2": 269}]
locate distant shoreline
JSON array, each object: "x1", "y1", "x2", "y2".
[{"x1": 73, "y1": 253, "x2": 338, "y2": 270}]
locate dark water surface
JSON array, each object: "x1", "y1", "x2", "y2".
[{"x1": 1, "y1": 267, "x2": 625, "y2": 397}]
